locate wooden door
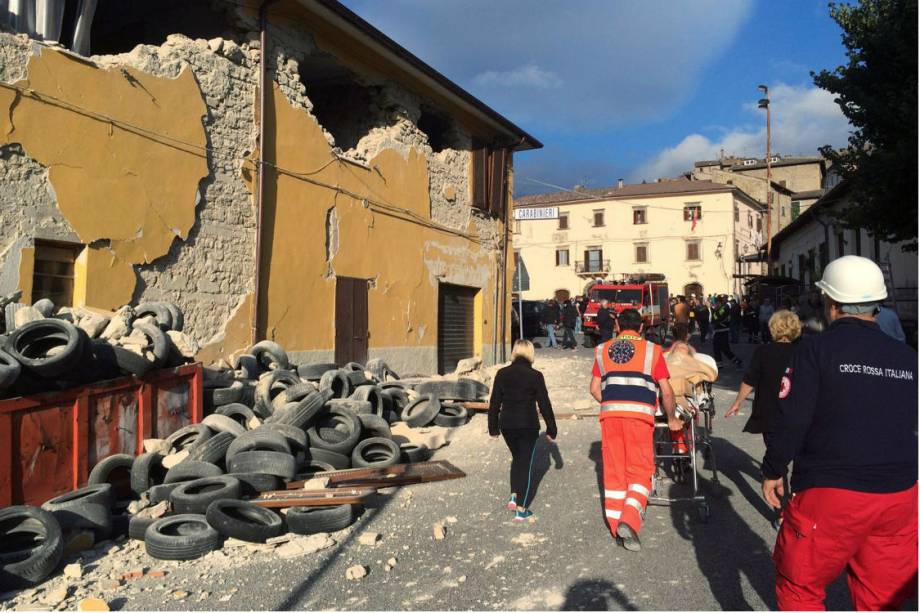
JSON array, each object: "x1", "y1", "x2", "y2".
[{"x1": 335, "y1": 277, "x2": 368, "y2": 366}]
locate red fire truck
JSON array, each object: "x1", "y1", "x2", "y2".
[{"x1": 582, "y1": 275, "x2": 669, "y2": 347}]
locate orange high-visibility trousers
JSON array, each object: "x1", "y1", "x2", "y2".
[{"x1": 600, "y1": 417, "x2": 654, "y2": 536}]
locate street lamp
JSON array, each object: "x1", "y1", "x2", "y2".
[{"x1": 757, "y1": 84, "x2": 773, "y2": 274}]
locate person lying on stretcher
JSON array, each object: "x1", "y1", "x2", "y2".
[{"x1": 662, "y1": 323, "x2": 718, "y2": 453}]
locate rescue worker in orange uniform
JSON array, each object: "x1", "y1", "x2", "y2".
[
  {"x1": 589, "y1": 308, "x2": 679, "y2": 551},
  {"x1": 763, "y1": 256, "x2": 918, "y2": 610}
]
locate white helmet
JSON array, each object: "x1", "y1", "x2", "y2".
[{"x1": 815, "y1": 255, "x2": 887, "y2": 303}]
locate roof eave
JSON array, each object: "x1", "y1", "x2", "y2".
[{"x1": 301, "y1": 0, "x2": 542, "y2": 151}]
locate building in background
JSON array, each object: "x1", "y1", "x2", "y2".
[{"x1": 512, "y1": 179, "x2": 764, "y2": 301}]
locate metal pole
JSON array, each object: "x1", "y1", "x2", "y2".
[
  {"x1": 517, "y1": 258, "x2": 524, "y2": 341},
  {"x1": 765, "y1": 101, "x2": 773, "y2": 274}
]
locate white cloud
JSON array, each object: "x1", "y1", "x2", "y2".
[
  {"x1": 630, "y1": 83, "x2": 852, "y2": 181},
  {"x1": 472, "y1": 64, "x2": 562, "y2": 90}
]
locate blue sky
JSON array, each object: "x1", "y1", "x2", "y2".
[{"x1": 342, "y1": 1, "x2": 852, "y2": 195}]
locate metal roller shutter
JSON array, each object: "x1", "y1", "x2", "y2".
[{"x1": 438, "y1": 284, "x2": 477, "y2": 375}]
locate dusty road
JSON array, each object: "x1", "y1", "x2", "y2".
[{"x1": 5, "y1": 334, "x2": 864, "y2": 611}]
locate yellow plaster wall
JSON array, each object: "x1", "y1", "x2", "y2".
[
  {"x1": 73, "y1": 246, "x2": 136, "y2": 309},
  {"x1": 0, "y1": 46, "x2": 209, "y2": 303},
  {"x1": 260, "y1": 84, "x2": 501, "y2": 354}
]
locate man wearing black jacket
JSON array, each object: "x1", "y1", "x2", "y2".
[
  {"x1": 541, "y1": 300, "x2": 559, "y2": 348},
  {"x1": 561, "y1": 300, "x2": 578, "y2": 350},
  {"x1": 763, "y1": 256, "x2": 918, "y2": 610},
  {"x1": 488, "y1": 340, "x2": 558, "y2": 522},
  {"x1": 596, "y1": 299, "x2": 614, "y2": 342}
]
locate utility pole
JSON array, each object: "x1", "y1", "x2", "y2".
[{"x1": 758, "y1": 85, "x2": 772, "y2": 274}]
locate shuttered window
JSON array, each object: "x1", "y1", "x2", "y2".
[
  {"x1": 555, "y1": 248, "x2": 569, "y2": 267},
  {"x1": 686, "y1": 240, "x2": 701, "y2": 261},
  {"x1": 32, "y1": 240, "x2": 81, "y2": 307},
  {"x1": 471, "y1": 145, "x2": 510, "y2": 217},
  {"x1": 438, "y1": 284, "x2": 478, "y2": 375},
  {"x1": 635, "y1": 244, "x2": 648, "y2": 263}
]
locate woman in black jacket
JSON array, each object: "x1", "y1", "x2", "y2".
[{"x1": 488, "y1": 339, "x2": 558, "y2": 521}]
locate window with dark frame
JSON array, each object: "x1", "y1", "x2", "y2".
[
  {"x1": 555, "y1": 248, "x2": 570, "y2": 267},
  {"x1": 747, "y1": 212, "x2": 753, "y2": 228},
  {"x1": 756, "y1": 216, "x2": 762, "y2": 233},
  {"x1": 686, "y1": 240, "x2": 701, "y2": 261},
  {"x1": 791, "y1": 200, "x2": 801, "y2": 220},
  {"x1": 683, "y1": 204, "x2": 702, "y2": 222},
  {"x1": 471, "y1": 145, "x2": 510, "y2": 217},
  {"x1": 558, "y1": 212, "x2": 569, "y2": 230},
  {"x1": 734, "y1": 206, "x2": 739, "y2": 222},
  {"x1": 32, "y1": 240, "x2": 82, "y2": 307},
  {"x1": 633, "y1": 207, "x2": 647, "y2": 224},
  {"x1": 593, "y1": 209, "x2": 605, "y2": 227},
  {"x1": 584, "y1": 247, "x2": 603, "y2": 272},
  {"x1": 635, "y1": 243, "x2": 648, "y2": 263}
]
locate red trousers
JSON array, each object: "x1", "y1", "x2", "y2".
[
  {"x1": 600, "y1": 417, "x2": 654, "y2": 536},
  {"x1": 773, "y1": 483, "x2": 918, "y2": 611}
]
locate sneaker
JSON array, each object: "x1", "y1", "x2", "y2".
[
  {"x1": 513, "y1": 509, "x2": 534, "y2": 522},
  {"x1": 506, "y1": 494, "x2": 517, "y2": 511},
  {"x1": 616, "y1": 523, "x2": 641, "y2": 551}
]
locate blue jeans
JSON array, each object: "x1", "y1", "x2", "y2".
[
  {"x1": 544, "y1": 324, "x2": 557, "y2": 347},
  {"x1": 575, "y1": 318, "x2": 582, "y2": 334}
]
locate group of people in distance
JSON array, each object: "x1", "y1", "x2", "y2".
[{"x1": 540, "y1": 296, "x2": 584, "y2": 350}]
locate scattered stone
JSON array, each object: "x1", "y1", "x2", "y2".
[
  {"x1": 166, "y1": 331, "x2": 199, "y2": 358},
  {"x1": 99, "y1": 581, "x2": 121, "y2": 591},
  {"x1": 433, "y1": 522, "x2": 447, "y2": 540},
  {"x1": 345, "y1": 565, "x2": 367, "y2": 581},
  {"x1": 77, "y1": 598, "x2": 109, "y2": 611},
  {"x1": 458, "y1": 575, "x2": 467, "y2": 583},
  {"x1": 445, "y1": 516, "x2": 458, "y2": 524},
  {"x1": 386, "y1": 557, "x2": 398, "y2": 569},
  {"x1": 265, "y1": 533, "x2": 295, "y2": 546},
  {"x1": 276, "y1": 534, "x2": 334, "y2": 559},
  {"x1": 219, "y1": 594, "x2": 233, "y2": 603},
  {"x1": 172, "y1": 590, "x2": 188, "y2": 600},
  {"x1": 14, "y1": 306, "x2": 44, "y2": 327},
  {"x1": 64, "y1": 563, "x2": 83, "y2": 579},
  {"x1": 453, "y1": 356, "x2": 482, "y2": 375},
  {"x1": 146, "y1": 570, "x2": 168, "y2": 578},
  {"x1": 141, "y1": 438, "x2": 168, "y2": 454},
  {"x1": 301, "y1": 477, "x2": 330, "y2": 490},
  {"x1": 358, "y1": 531, "x2": 380, "y2": 546},
  {"x1": 161, "y1": 449, "x2": 189, "y2": 469},
  {"x1": 137, "y1": 501, "x2": 169, "y2": 519},
  {"x1": 41, "y1": 587, "x2": 69, "y2": 606},
  {"x1": 198, "y1": 591, "x2": 210, "y2": 601},
  {"x1": 122, "y1": 568, "x2": 145, "y2": 581}
]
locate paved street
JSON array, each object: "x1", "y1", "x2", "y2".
[{"x1": 110, "y1": 334, "x2": 859, "y2": 611}]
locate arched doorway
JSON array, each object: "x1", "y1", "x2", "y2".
[
  {"x1": 684, "y1": 283, "x2": 703, "y2": 300},
  {"x1": 554, "y1": 288, "x2": 571, "y2": 302}
]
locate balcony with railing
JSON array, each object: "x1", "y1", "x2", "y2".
[{"x1": 574, "y1": 259, "x2": 610, "y2": 275}]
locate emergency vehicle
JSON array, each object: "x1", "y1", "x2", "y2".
[{"x1": 582, "y1": 274, "x2": 669, "y2": 347}]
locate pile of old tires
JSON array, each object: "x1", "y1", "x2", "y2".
[{"x1": 0, "y1": 300, "x2": 197, "y2": 399}]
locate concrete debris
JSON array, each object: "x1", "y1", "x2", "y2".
[
  {"x1": 301, "y1": 477, "x2": 330, "y2": 490},
  {"x1": 453, "y1": 356, "x2": 482, "y2": 375},
  {"x1": 445, "y1": 516, "x2": 458, "y2": 524},
  {"x1": 13, "y1": 306, "x2": 43, "y2": 327},
  {"x1": 166, "y1": 330, "x2": 199, "y2": 358},
  {"x1": 77, "y1": 598, "x2": 109, "y2": 611},
  {"x1": 219, "y1": 594, "x2": 233, "y2": 603},
  {"x1": 63, "y1": 563, "x2": 83, "y2": 579},
  {"x1": 276, "y1": 533, "x2": 335, "y2": 559},
  {"x1": 41, "y1": 587, "x2": 68, "y2": 606},
  {"x1": 265, "y1": 533, "x2": 296, "y2": 546},
  {"x1": 433, "y1": 522, "x2": 447, "y2": 540},
  {"x1": 161, "y1": 449, "x2": 189, "y2": 469},
  {"x1": 172, "y1": 590, "x2": 188, "y2": 600},
  {"x1": 135, "y1": 501, "x2": 169, "y2": 519},
  {"x1": 385, "y1": 557, "x2": 398, "y2": 571},
  {"x1": 142, "y1": 438, "x2": 168, "y2": 454},
  {"x1": 357, "y1": 531, "x2": 381, "y2": 546},
  {"x1": 345, "y1": 565, "x2": 368, "y2": 581},
  {"x1": 458, "y1": 575, "x2": 467, "y2": 583}
]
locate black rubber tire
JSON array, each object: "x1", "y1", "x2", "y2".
[
  {"x1": 272, "y1": 382, "x2": 317, "y2": 410},
  {"x1": 205, "y1": 500, "x2": 283, "y2": 543},
  {"x1": 403, "y1": 395, "x2": 441, "y2": 428},
  {"x1": 6, "y1": 319, "x2": 82, "y2": 378},
  {"x1": 112, "y1": 345, "x2": 154, "y2": 377},
  {"x1": 346, "y1": 370, "x2": 369, "y2": 387},
  {"x1": 188, "y1": 431, "x2": 235, "y2": 466},
  {"x1": 296, "y1": 363, "x2": 338, "y2": 381},
  {"x1": 226, "y1": 430, "x2": 291, "y2": 463},
  {"x1": 227, "y1": 450, "x2": 297, "y2": 480},
  {"x1": 128, "y1": 515, "x2": 160, "y2": 541},
  {"x1": 144, "y1": 514, "x2": 222, "y2": 561},
  {"x1": 131, "y1": 452, "x2": 167, "y2": 495},
  {"x1": 162, "y1": 302, "x2": 184, "y2": 332},
  {"x1": 165, "y1": 424, "x2": 213, "y2": 454},
  {"x1": 131, "y1": 321, "x2": 169, "y2": 367},
  {"x1": 434, "y1": 404, "x2": 469, "y2": 427},
  {"x1": 254, "y1": 369, "x2": 300, "y2": 418},
  {"x1": 41, "y1": 484, "x2": 113, "y2": 537},
  {"x1": 134, "y1": 303, "x2": 173, "y2": 331},
  {"x1": 234, "y1": 353, "x2": 260, "y2": 380},
  {"x1": 307, "y1": 406, "x2": 362, "y2": 455},
  {"x1": 379, "y1": 381, "x2": 411, "y2": 391},
  {"x1": 349, "y1": 385, "x2": 385, "y2": 416},
  {"x1": 227, "y1": 473, "x2": 282, "y2": 497},
  {"x1": 342, "y1": 362, "x2": 364, "y2": 372},
  {"x1": 285, "y1": 504, "x2": 355, "y2": 535},
  {"x1": 382, "y1": 388, "x2": 410, "y2": 418},
  {"x1": 164, "y1": 460, "x2": 223, "y2": 484},
  {"x1": 364, "y1": 358, "x2": 389, "y2": 382},
  {"x1": 307, "y1": 448, "x2": 350, "y2": 470},
  {"x1": 319, "y1": 369, "x2": 352, "y2": 399},
  {"x1": 147, "y1": 482, "x2": 182, "y2": 504},
  {"x1": 169, "y1": 476, "x2": 242, "y2": 514},
  {"x1": 351, "y1": 437, "x2": 400, "y2": 468},
  {"x1": 271, "y1": 389, "x2": 332, "y2": 429},
  {"x1": 295, "y1": 460, "x2": 336, "y2": 477},
  {"x1": 262, "y1": 423, "x2": 308, "y2": 454},
  {"x1": 211, "y1": 380, "x2": 244, "y2": 406},
  {"x1": 0, "y1": 348, "x2": 22, "y2": 390},
  {"x1": 215, "y1": 403, "x2": 259, "y2": 429},
  {"x1": 327, "y1": 398, "x2": 373, "y2": 415},
  {"x1": 357, "y1": 414, "x2": 392, "y2": 439},
  {"x1": 201, "y1": 414, "x2": 246, "y2": 437},
  {"x1": 32, "y1": 298, "x2": 55, "y2": 317},
  {"x1": 0, "y1": 506, "x2": 64, "y2": 589},
  {"x1": 248, "y1": 341, "x2": 290, "y2": 371},
  {"x1": 415, "y1": 378, "x2": 488, "y2": 401},
  {"x1": 399, "y1": 443, "x2": 429, "y2": 463},
  {"x1": 87, "y1": 453, "x2": 136, "y2": 503}
]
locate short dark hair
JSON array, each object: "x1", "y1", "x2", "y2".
[
  {"x1": 672, "y1": 322, "x2": 690, "y2": 342},
  {"x1": 617, "y1": 308, "x2": 642, "y2": 331}
]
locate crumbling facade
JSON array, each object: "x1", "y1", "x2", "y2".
[{"x1": 0, "y1": 0, "x2": 540, "y2": 374}]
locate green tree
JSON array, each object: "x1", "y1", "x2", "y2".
[{"x1": 813, "y1": 0, "x2": 918, "y2": 250}]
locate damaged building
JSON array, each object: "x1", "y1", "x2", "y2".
[{"x1": 0, "y1": 0, "x2": 541, "y2": 374}]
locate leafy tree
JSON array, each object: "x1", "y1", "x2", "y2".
[{"x1": 813, "y1": 0, "x2": 918, "y2": 250}]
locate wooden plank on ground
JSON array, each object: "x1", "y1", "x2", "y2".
[
  {"x1": 285, "y1": 460, "x2": 466, "y2": 491},
  {"x1": 461, "y1": 401, "x2": 489, "y2": 411},
  {"x1": 252, "y1": 487, "x2": 376, "y2": 508}
]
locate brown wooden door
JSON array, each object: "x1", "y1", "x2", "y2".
[{"x1": 335, "y1": 277, "x2": 368, "y2": 366}]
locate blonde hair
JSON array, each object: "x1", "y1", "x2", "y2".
[
  {"x1": 769, "y1": 309, "x2": 802, "y2": 342},
  {"x1": 510, "y1": 339, "x2": 535, "y2": 363}
]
